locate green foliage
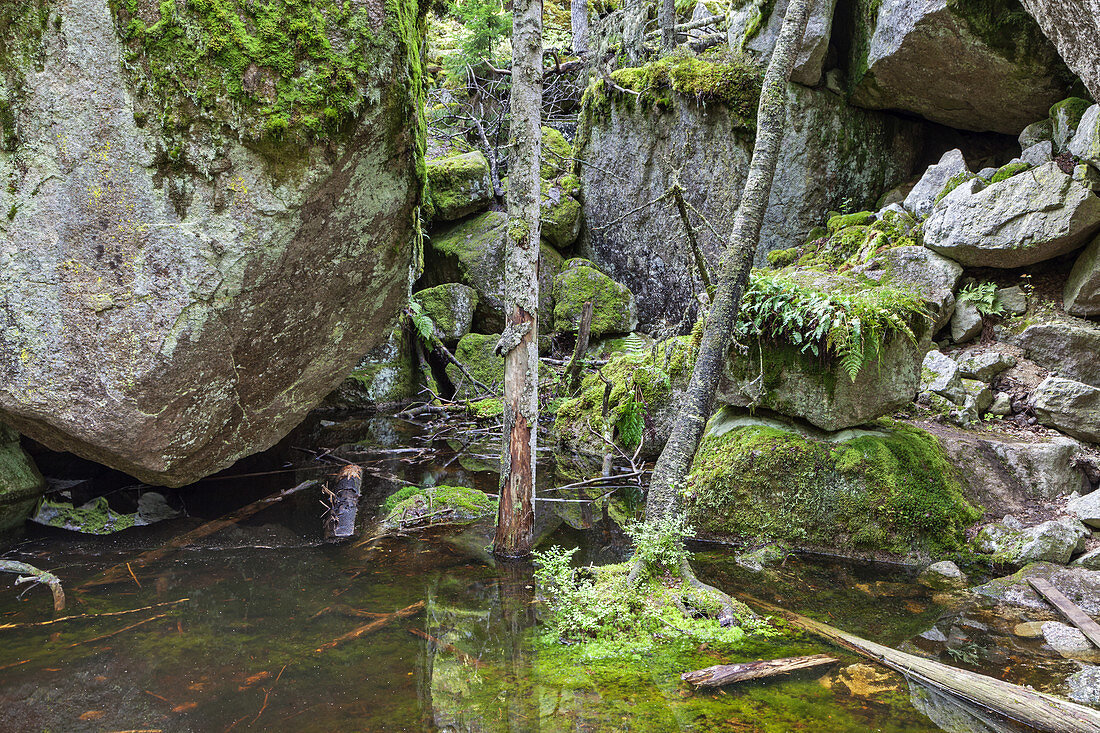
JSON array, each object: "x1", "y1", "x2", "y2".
[
  {"x1": 624, "y1": 514, "x2": 691, "y2": 579},
  {"x1": 827, "y1": 210, "x2": 875, "y2": 233},
  {"x1": 380, "y1": 484, "x2": 496, "y2": 523},
  {"x1": 734, "y1": 270, "x2": 929, "y2": 381},
  {"x1": 956, "y1": 282, "x2": 1004, "y2": 316},
  {"x1": 407, "y1": 300, "x2": 436, "y2": 344},
  {"x1": 110, "y1": 0, "x2": 417, "y2": 144},
  {"x1": 614, "y1": 392, "x2": 645, "y2": 448},
  {"x1": 443, "y1": 0, "x2": 510, "y2": 78},
  {"x1": 990, "y1": 161, "x2": 1031, "y2": 184}
]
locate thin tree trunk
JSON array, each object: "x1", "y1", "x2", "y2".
[
  {"x1": 658, "y1": 0, "x2": 676, "y2": 51},
  {"x1": 645, "y1": 0, "x2": 813, "y2": 523},
  {"x1": 623, "y1": 0, "x2": 646, "y2": 64},
  {"x1": 494, "y1": 0, "x2": 542, "y2": 559},
  {"x1": 571, "y1": 0, "x2": 588, "y2": 55}
]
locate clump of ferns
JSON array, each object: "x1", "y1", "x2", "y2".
[{"x1": 735, "y1": 271, "x2": 930, "y2": 381}]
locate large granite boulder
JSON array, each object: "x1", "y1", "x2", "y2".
[
  {"x1": 903, "y1": 148, "x2": 968, "y2": 218},
  {"x1": 1012, "y1": 320, "x2": 1100, "y2": 388},
  {"x1": 1068, "y1": 105, "x2": 1100, "y2": 170},
  {"x1": 0, "y1": 0, "x2": 423, "y2": 485},
  {"x1": 1032, "y1": 376, "x2": 1100, "y2": 443},
  {"x1": 974, "y1": 517, "x2": 1089, "y2": 565},
  {"x1": 855, "y1": 245, "x2": 963, "y2": 331},
  {"x1": 551, "y1": 259, "x2": 637, "y2": 337},
  {"x1": 1020, "y1": 0, "x2": 1100, "y2": 101},
  {"x1": 0, "y1": 424, "x2": 45, "y2": 533},
  {"x1": 1065, "y1": 234, "x2": 1100, "y2": 316},
  {"x1": 849, "y1": 0, "x2": 1074, "y2": 133},
  {"x1": 576, "y1": 63, "x2": 927, "y2": 325},
  {"x1": 729, "y1": 0, "x2": 838, "y2": 86},
  {"x1": 423, "y1": 212, "x2": 562, "y2": 332},
  {"x1": 923, "y1": 163, "x2": 1100, "y2": 268}
]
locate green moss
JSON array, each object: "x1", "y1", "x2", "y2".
[
  {"x1": 827, "y1": 210, "x2": 875, "y2": 233},
  {"x1": 551, "y1": 264, "x2": 634, "y2": 336},
  {"x1": 934, "y1": 171, "x2": 974, "y2": 204},
  {"x1": 684, "y1": 416, "x2": 982, "y2": 559},
  {"x1": 424, "y1": 151, "x2": 491, "y2": 220},
  {"x1": 31, "y1": 496, "x2": 136, "y2": 535},
  {"x1": 766, "y1": 247, "x2": 800, "y2": 269},
  {"x1": 948, "y1": 0, "x2": 1070, "y2": 71},
  {"x1": 740, "y1": 0, "x2": 776, "y2": 47},
  {"x1": 381, "y1": 484, "x2": 496, "y2": 526},
  {"x1": 412, "y1": 283, "x2": 478, "y2": 341},
  {"x1": 541, "y1": 126, "x2": 572, "y2": 179},
  {"x1": 446, "y1": 332, "x2": 504, "y2": 396},
  {"x1": 466, "y1": 397, "x2": 503, "y2": 418},
  {"x1": 540, "y1": 178, "x2": 582, "y2": 249},
  {"x1": 1050, "y1": 97, "x2": 1092, "y2": 127},
  {"x1": 108, "y1": 0, "x2": 423, "y2": 146},
  {"x1": 597, "y1": 49, "x2": 762, "y2": 124},
  {"x1": 990, "y1": 160, "x2": 1031, "y2": 184}
]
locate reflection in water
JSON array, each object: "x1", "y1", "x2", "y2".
[{"x1": 908, "y1": 681, "x2": 1039, "y2": 733}]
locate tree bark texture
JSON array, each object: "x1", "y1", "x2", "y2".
[
  {"x1": 645, "y1": 0, "x2": 813, "y2": 523},
  {"x1": 571, "y1": 0, "x2": 589, "y2": 55},
  {"x1": 623, "y1": 0, "x2": 646, "y2": 64},
  {"x1": 494, "y1": 0, "x2": 543, "y2": 559},
  {"x1": 658, "y1": 0, "x2": 676, "y2": 51}
]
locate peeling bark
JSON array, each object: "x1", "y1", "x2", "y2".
[
  {"x1": 494, "y1": 0, "x2": 543, "y2": 559},
  {"x1": 645, "y1": 0, "x2": 814, "y2": 523}
]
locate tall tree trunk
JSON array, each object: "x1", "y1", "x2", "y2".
[
  {"x1": 658, "y1": 0, "x2": 676, "y2": 51},
  {"x1": 623, "y1": 0, "x2": 645, "y2": 64},
  {"x1": 645, "y1": 0, "x2": 813, "y2": 523},
  {"x1": 571, "y1": 0, "x2": 588, "y2": 55},
  {"x1": 494, "y1": 0, "x2": 543, "y2": 558}
]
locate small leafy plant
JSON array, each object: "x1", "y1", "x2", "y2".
[
  {"x1": 956, "y1": 282, "x2": 1004, "y2": 316},
  {"x1": 407, "y1": 301, "x2": 436, "y2": 344}
]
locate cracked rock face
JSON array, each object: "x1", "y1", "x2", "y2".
[{"x1": 0, "y1": 0, "x2": 422, "y2": 486}]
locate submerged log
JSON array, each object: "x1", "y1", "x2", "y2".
[
  {"x1": 323, "y1": 465, "x2": 363, "y2": 542},
  {"x1": 1028, "y1": 577, "x2": 1100, "y2": 650},
  {"x1": 683, "y1": 654, "x2": 837, "y2": 688},
  {"x1": 746, "y1": 595, "x2": 1100, "y2": 732}
]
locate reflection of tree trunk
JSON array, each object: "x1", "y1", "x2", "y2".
[{"x1": 498, "y1": 560, "x2": 539, "y2": 733}]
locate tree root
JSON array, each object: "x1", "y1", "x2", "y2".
[{"x1": 624, "y1": 556, "x2": 739, "y2": 627}]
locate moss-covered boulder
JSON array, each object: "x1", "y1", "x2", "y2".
[
  {"x1": 445, "y1": 333, "x2": 504, "y2": 399},
  {"x1": 0, "y1": 424, "x2": 45, "y2": 534},
  {"x1": 0, "y1": 0, "x2": 424, "y2": 486},
  {"x1": 540, "y1": 178, "x2": 583, "y2": 249},
  {"x1": 424, "y1": 212, "x2": 561, "y2": 331},
  {"x1": 425, "y1": 151, "x2": 493, "y2": 221},
  {"x1": 717, "y1": 269, "x2": 932, "y2": 432},
  {"x1": 412, "y1": 283, "x2": 478, "y2": 344},
  {"x1": 551, "y1": 259, "x2": 637, "y2": 336},
  {"x1": 380, "y1": 485, "x2": 497, "y2": 531},
  {"x1": 328, "y1": 321, "x2": 417, "y2": 408},
  {"x1": 1051, "y1": 97, "x2": 1093, "y2": 152},
  {"x1": 541, "y1": 126, "x2": 573, "y2": 180},
  {"x1": 684, "y1": 409, "x2": 982, "y2": 562}
]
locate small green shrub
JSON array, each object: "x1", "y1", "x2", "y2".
[{"x1": 957, "y1": 282, "x2": 1004, "y2": 316}]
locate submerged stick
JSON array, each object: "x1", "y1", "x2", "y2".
[
  {"x1": 0, "y1": 598, "x2": 190, "y2": 631},
  {"x1": 323, "y1": 465, "x2": 363, "y2": 542},
  {"x1": 81, "y1": 480, "x2": 320, "y2": 589},
  {"x1": 745, "y1": 595, "x2": 1100, "y2": 732},
  {"x1": 313, "y1": 601, "x2": 425, "y2": 652},
  {"x1": 683, "y1": 654, "x2": 837, "y2": 688},
  {"x1": 0, "y1": 561, "x2": 65, "y2": 611}
]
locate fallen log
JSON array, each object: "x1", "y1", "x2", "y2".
[
  {"x1": 1028, "y1": 577, "x2": 1100, "y2": 650},
  {"x1": 81, "y1": 480, "x2": 319, "y2": 589},
  {"x1": 682, "y1": 654, "x2": 838, "y2": 688},
  {"x1": 314, "y1": 600, "x2": 425, "y2": 652},
  {"x1": 0, "y1": 561, "x2": 65, "y2": 611},
  {"x1": 745, "y1": 595, "x2": 1100, "y2": 732},
  {"x1": 323, "y1": 465, "x2": 363, "y2": 542}
]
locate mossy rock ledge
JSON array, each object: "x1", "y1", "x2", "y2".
[
  {"x1": 0, "y1": 0, "x2": 425, "y2": 486},
  {"x1": 0, "y1": 424, "x2": 45, "y2": 534},
  {"x1": 552, "y1": 259, "x2": 638, "y2": 337},
  {"x1": 425, "y1": 151, "x2": 493, "y2": 221},
  {"x1": 684, "y1": 408, "x2": 982, "y2": 562},
  {"x1": 381, "y1": 485, "x2": 497, "y2": 531}
]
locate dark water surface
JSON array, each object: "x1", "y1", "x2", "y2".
[{"x1": 0, "y1": 415, "x2": 1039, "y2": 731}]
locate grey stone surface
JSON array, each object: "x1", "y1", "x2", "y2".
[
  {"x1": 921, "y1": 350, "x2": 963, "y2": 402},
  {"x1": 1065, "y1": 234, "x2": 1100, "y2": 317},
  {"x1": 1042, "y1": 621, "x2": 1100, "y2": 661},
  {"x1": 1069, "y1": 105, "x2": 1100, "y2": 169},
  {"x1": 1014, "y1": 320, "x2": 1100, "y2": 388},
  {"x1": 1021, "y1": 0, "x2": 1100, "y2": 100},
  {"x1": 951, "y1": 302, "x2": 983, "y2": 344},
  {"x1": 987, "y1": 437, "x2": 1090, "y2": 500},
  {"x1": 1067, "y1": 491, "x2": 1100, "y2": 528},
  {"x1": 995, "y1": 286, "x2": 1028, "y2": 315},
  {"x1": 1066, "y1": 666, "x2": 1100, "y2": 705},
  {"x1": 1020, "y1": 140, "x2": 1053, "y2": 165},
  {"x1": 1072, "y1": 547, "x2": 1100, "y2": 570},
  {"x1": 0, "y1": 0, "x2": 422, "y2": 486},
  {"x1": 412, "y1": 283, "x2": 479, "y2": 343},
  {"x1": 904, "y1": 149, "x2": 968, "y2": 218},
  {"x1": 0, "y1": 424, "x2": 45, "y2": 533},
  {"x1": 960, "y1": 378, "x2": 992, "y2": 413},
  {"x1": 973, "y1": 562, "x2": 1100, "y2": 613},
  {"x1": 974, "y1": 517, "x2": 1089, "y2": 564},
  {"x1": 1032, "y1": 376, "x2": 1100, "y2": 444},
  {"x1": 576, "y1": 83, "x2": 927, "y2": 326},
  {"x1": 1019, "y1": 118, "x2": 1053, "y2": 150},
  {"x1": 918, "y1": 560, "x2": 968, "y2": 590},
  {"x1": 855, "y1": 246, "x2": 962, "y2": 331},
  {"x1": 989, "y1": 392, "x2": 1013, "y2": 416},
  {"x1": 850, "y1": 0, "x2": 1073, "y2": 133},
  {"x1": 956, "y1": 350, "x2": 1016, "y2": 382},
  {"x1": 924, "y1": 163, "x2": 1100, "y2": 268},
  {"x1": 731, "y1": 0, "x2": 838, "y2": 87}
]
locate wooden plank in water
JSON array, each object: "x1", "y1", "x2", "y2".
[
  {"x1": 682, "y1": 654, "x2": 838, "y2": 688},
  {"x1": 1027, "y1": 577, "x2": 1100, "y2": 651}
]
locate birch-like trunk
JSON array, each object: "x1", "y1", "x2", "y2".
[
  {"x1": 645, "y1": 0, "x2": 813, "y2": 523},
  {"x1": 658, "y1": 0, "x2": 676, "y2": 51},
  {"x1": 571, "y1": 0, "x2": 589, "y2": 55},
  {"x1": 623, "y1": 0, "x2": 646, "y2": 64},
  {"x1": 494, "y1": 0, "x2": 543, "y2": 558}
]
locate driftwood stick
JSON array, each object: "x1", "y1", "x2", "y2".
[
  {"x1": 1028, "y1": 577, "x2": 1100, "y2": 650},
  {"x1": 566, "y1": 300, "x2": 595, "y2": 392},
  {"x1": 745, "y1": 595, "x2": 1100, "y2": 732},
  {"x1": 82, "y1": 479, "x2": 320, "y2": 589},
  {"x1": 323, "y1": 465, "x2": 363, "y2": 542},
  {"x1": 0, "y1": 598, "x2": 190, "y2": 631},
  {"x1": 314, "y1": 601, "x2": 425, "y2": 652},
  {"x1": 0, "y1": 561, "x2": 65, "y2": 611},
  {"x1": 683, "y1": 654, "x2": 838, "y2": 688}
]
